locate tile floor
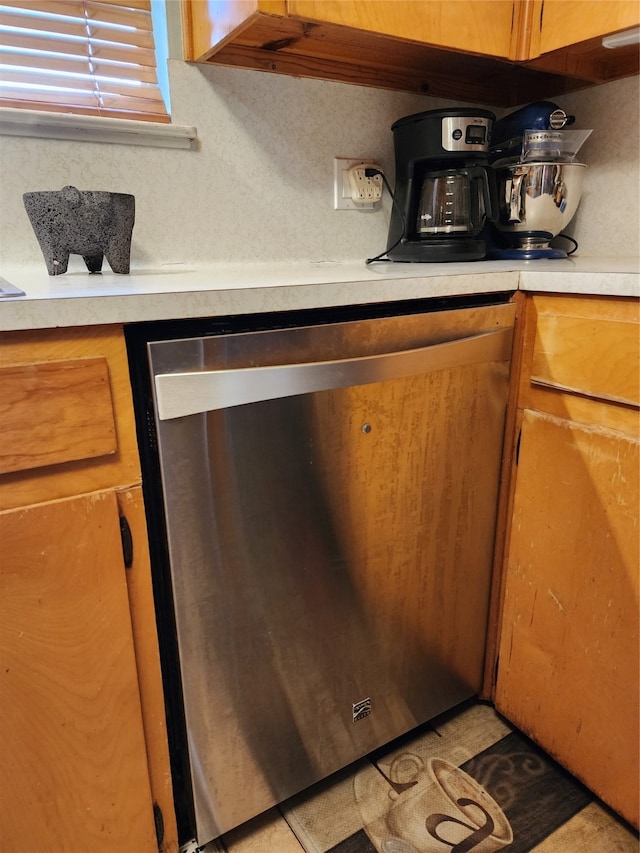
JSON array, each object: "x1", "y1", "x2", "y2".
[
  {"x1": 202, "y1": 703, "x2": 638, "y2": 853},
  {"x1": 206, "y1": 810, "x2": 303, "y2": 852},
  {"x1": 208, "y1": 799, "x2": 639, "y2": 853}
]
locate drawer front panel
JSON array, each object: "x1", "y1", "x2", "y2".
[
  {"x1": 530, "y1": 295, "x2": 639, "y2": 408},
  {"x1": 0, "y1": 326, "x2": 140, "y2": 510},
  {"x1": 0, "y1": 357, "x2": 117, "y2": 475}
]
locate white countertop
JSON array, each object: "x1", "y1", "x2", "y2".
[{"x1": 1, "y1": 257, "x2": 638, "y2": 332}]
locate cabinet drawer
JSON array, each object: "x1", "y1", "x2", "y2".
[
  {"x1": 0, "y1": 357, "x2": 117, "y2": 475},
  {"x1": 0, "y1": 326, "x2": 140, "y2": 511},
  {"x1": 530, "y1": 295, "x2": 639, "y2": 407}
]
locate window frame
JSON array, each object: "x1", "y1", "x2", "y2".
[{"x1": 0, "y1": 0, "x2": 197, "y2": 147}]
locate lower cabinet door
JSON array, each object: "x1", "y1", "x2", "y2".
[
  {"x1": 495, "y1": 409, "x2": 639, "y2": 827},
  {"x1": 0, "y1": 491, "x2": 158, "y2": 851}
]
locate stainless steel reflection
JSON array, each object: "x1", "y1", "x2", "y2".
[
  {"x1": 494, "y1": 161, "x2": 586, "y2": 240},
  {"x1": 154, "y1": 327, "x2": 513, "y2": 420},
  {"x1": 147, "y1": 303, "x2": 516, "y2": 845}
]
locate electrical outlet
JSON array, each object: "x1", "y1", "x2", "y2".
[
  {"x1": 348, "y1": 163, "x2": 383, "y2": 204},
  {"x1": 333, "y1": 157, "x2": 382, "y2": 210}
]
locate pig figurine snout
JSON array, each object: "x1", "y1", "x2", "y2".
[{"x1": 23, "y1": 185, "x2": 135, "y2": 275}]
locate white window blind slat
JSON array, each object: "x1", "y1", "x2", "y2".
[
  {"x1": 0, "y1": 0, "x2": 168, "y2": 122},
  {"x1": 0, "y1": 10, "x2": 156, "y2": 50},
  {"x1": 1, "y1": 63, "x2": 161, "y2": 91},
  {"x1": 2, "y1": 1, "x2": 153, "y2": 34},
  {"x1": 1, "y1": 47, "x2": 159, "y2": 81},
  {"x1": 0, "y1": 30, "x2": 158, "y2": 65}
]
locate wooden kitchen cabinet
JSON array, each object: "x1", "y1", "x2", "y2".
[
  {"x1": 0, "y1": 492, "x2": 157, "y2": 851},
  {"x1": 182, "y1": 0, "x2": 525, "y2": 105},
  {"x1": 182, "y1": 0, "x2": 639, "y2": 105},
  {"x1": 493, "y1": 293, "x2": 639, "y2": 828},
  {"x1": 276, "y1": 1, "x2": 518, "y2": 58},
  {"x1": 0, "y1": 327, "x2": 177, "y2": 852},
  {"x1": 529, "y1": 0, "x2": 640, "y2": 56},
  {"x1": 185, "y1": 0, "x2": 518, "y2": 63},
  {"x1": 524, "y1": 0, "x2": 640, "y2": 87}
]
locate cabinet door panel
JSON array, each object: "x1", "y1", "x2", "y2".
[
  {"x1": 495, "y1": 409, "x2": 639, "y2": 827},
  {"x1": 0, "y1": 492, "x2": 157, "y2": 851},
  {"x1": 287, "y1": 0, "x2": 517, "y2": 58},
  {"x1": 535, "y1": 0, "x2": 640, "y2": 55}
]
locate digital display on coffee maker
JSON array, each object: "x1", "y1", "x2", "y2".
[{"x1": 466, "y1": 125, "x2": 487, "y2": 144}]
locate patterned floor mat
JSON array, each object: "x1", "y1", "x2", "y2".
[{"x1": 281, "y1": 702, "x2": 638, "y2": 853}]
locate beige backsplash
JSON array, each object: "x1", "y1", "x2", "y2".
[{"x1": 0, "y1": 61, "x2": 637, "y2": 269}]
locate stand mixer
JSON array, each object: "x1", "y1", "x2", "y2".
[{"x1": 488, "y1": 101, "x2": 592, "y2": 260}]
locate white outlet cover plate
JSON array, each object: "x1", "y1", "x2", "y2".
[{"x1": 334, "y1": 157, "x2": 375, "y2": 210}]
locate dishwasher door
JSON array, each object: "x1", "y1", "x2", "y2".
[{"x1": 147, "y1": 302, "x2": 515, "y2": 844}]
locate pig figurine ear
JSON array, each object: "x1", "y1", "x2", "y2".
[{"x1": 61, "y1": 185, "x2": 82, "y2": 207}]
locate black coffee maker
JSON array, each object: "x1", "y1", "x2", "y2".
[{"x1": 386, "y1": 108, "x2": 496, "y2": 262}]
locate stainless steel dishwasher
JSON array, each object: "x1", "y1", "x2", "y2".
[{"x1": 129, "y1": 297, "x2": 515, "y2": 847}]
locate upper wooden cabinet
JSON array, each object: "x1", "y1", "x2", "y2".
[
  {"x1": 280, "y1": 1, "x2": 518, "y2": 58},
  {"x1": 525, "y1": 0, "x2": 640, "y2": 86},
  {"x1": 530, "y1": 0, "x2": 640, "y2": 56},
  {"x1": 182, "y1": 0, "x2": 639, "y2": 106}
]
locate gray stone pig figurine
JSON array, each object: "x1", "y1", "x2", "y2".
[{"x1": 23, "y1": 185, "x2": 135, "y2": 275}]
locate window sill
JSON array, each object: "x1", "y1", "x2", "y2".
[{"x1": 0, "y1": 108, "x2": 198, "y2": 149}]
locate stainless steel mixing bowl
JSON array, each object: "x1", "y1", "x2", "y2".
[{"x1": 493, "y1": 162, "x2": 586, "y2": 247}]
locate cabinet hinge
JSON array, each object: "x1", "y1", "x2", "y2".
[
  {"x1": 153, "y1": 802, "x2": 164, "y2": 849},
  {"x1": 119, "y1": 515, "x2": 134, "y2": 569}
]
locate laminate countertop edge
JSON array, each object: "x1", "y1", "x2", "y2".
[{"x1": 1, "y1": 258, "x2": 638, "y2": 332}]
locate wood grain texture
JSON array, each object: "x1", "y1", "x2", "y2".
[
  {"x1": 531, "y1": 0, "x2": 640, "y2": 57},
  {"x1": 495, "y1": 409, "x2": 639, "y2": 828},
  {"x1": 510, "y1": 0, "x2": 538, "y2": 61},
  {"x1": 524, "y1": 0, "x2": 640, "y2": 81},
  {"x1": 494, "y1": 293, "x2": 640, "y2": 827},
  {"x1": 517, "y1": 295, "x2": 640, "y2": 437},
  {"x1": 117, "y1": 487, "x2": 178, "y2": 853},
  {"x1": 525, "y1": 32, "x2": 640, "y2": 84},
  {"x1": 184, "y1": 0, "x2": 637, "y2": 102},
  {"x1": 0, "y1": 357, "x2": 117, "y2": 475},
  {"x1": 286, "y1": 0, "x2": 517, "y2": 59},
  {"x1": 0, "y1": 326, "x2": 141, "y2": 511},
  {"x1": 200, "y1": 19, "x2": 579, "y2": 105},
  {"x1": 531, "y1": 299, "x2": 640, "y2": 408},
  {"x1": 184, "y1": 0, "x2": 261, "y2": 61},
  {"x1": 0, "y1": 491, "x2": 157, "y2": 851}
]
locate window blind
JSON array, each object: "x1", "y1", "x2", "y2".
[{"x1": 0, "y1": 0, "x2": 169, "y2": 122}]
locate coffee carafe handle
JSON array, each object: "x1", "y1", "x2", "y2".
[{"x1": 465, "y1": 165, "x2": 495, "y2": 226}]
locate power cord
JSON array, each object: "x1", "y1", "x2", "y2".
[
  {"x1": 363, "y1": 168, "x2": 407, "y2": 264},
  {"x1": 552, "y1": 233, "x2": 579, "y2": 255}
]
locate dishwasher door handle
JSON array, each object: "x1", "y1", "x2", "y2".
[{"x1": 154, "y1": 326, "x2": 513, "y2": 420}]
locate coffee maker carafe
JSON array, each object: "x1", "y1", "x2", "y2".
[{"x1": 386, "y1": 108, "x2": 495, "y2": 262}]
